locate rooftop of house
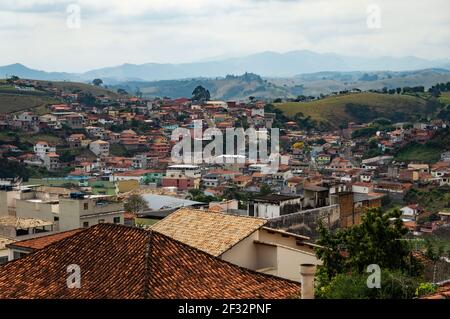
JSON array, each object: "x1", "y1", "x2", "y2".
[
  {"x1": 0, "y1": 216, "x2": 53, "y2": 230},
  {"x1": 151, "y1": 208, "x2": 267, "y2": 256},
  {"x1": 303, "y1": 184, "x2": 328, "y2": 192},
  {"x1": 0, "y1": 223, "x2": 300, "y2": 299},
  {"x1": 0, "y1": 236, "x2": 15, "y2": 250},
  {"x1": 422, "y1": 282, "x2": 450, "y2": 299},
  {"x1": 6, "y1": 229, "x2": 84, "y2": 252},
  {"x1": 353, "y1": 192, "x2": 385, "y2": 203}
]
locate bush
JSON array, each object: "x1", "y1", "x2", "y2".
[
  {"x1": 415, "y1": 283, "x2": 437, "y2": 298},
  {"x1": 317, "y1": 270, "x2": 421, "y2": 299}
]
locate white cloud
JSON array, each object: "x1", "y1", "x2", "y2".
[{"x1": 0, "y1": 0, "x2": 448, "y2": 72}]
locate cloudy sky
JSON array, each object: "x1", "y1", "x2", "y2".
[{"x1": 1, "y1": 0, "x2": 449, "y2": 72}]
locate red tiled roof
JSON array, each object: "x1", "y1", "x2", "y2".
[
  {"x1": 422, "y1": 282, "x2": 450, "y2": 299},
  {"x1": 7, "y1": 229, "x2": 84, "y2": 252},
  {"x1": 0, "y1": 224, "x2": 300, "y2": 299}
]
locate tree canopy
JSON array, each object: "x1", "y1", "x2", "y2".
[
  {"x1": 124, "y1": 194, "x2": 149, "y2": 215},
  {"x1": 314, "y1": 208, "x2": 425, "y2": 299},
  {"x1": 315, "y1": 208, "x2": 422, "y2": 280},
  {"x1": 192, "y1": 85, "x2": 210, "y2": 103},
  {"x1": 92, "y1": 78, "x2": 103, "y2": 86}
]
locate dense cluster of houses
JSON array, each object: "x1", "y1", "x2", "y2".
[{"x1": 0, "y1": 80, "x2": 449, "y2": 299}]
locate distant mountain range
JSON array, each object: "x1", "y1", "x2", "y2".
[
  {"x1": 1, "y1": 50, "x2": 450, "y2": 82},
  {"x1": 111, "y1": 69, "x2": 450, "y2": 100}
]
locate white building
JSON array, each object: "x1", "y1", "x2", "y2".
[
  {"x1": 248, "y1": 194, "x2": 303, "y2": 219},
  {"x1": 89, "y1": 140, "x2": 109, "y2": 157},
  {"x1": 34, "y1": 141, "x2": 56, "y2": 160},
  {"x1": 166, "y1": 164, "x2": 201, "y2": 179},
  {"x1": 43, "y1": 153, "x2": 60, "y2": 171},
  {"x1": 351, "y1": 182, "x2": 373, "y2": 194}
]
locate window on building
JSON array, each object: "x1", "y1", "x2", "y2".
[
  {"x1": 0, "y1": 256, "x2": 8, "y2": 265},
  {"x1": 15, "y1": 229, "x2": 29, "y2": 237},
  {"x1": 83, "y1": 221, "x2": 89, "y2": 228},
  {"x1": 113, "y1": 217, "x2": 120, "y2": 224},
  {"x1": 13, "y1": 251, "x2": 28, "y2": 260},
  {"x1": 83, "y1": 203, "x2": 89, "y2": 210},
  {"x1": 54, "y1": 216, "x2": 59, "y2": 222}
]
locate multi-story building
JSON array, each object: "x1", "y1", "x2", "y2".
[
  {"x1": 166, "y1": 164, "x2": 201, "y2": 179},
  {"x1": 89, "y1": 140, "x2": 110, "y2": 157},
  {"x1": 34, "y1": 141, "x2": 56, "y2": 160},
  {"x1": 58, "y1": 193, "x2": 124, "y2": 230}
]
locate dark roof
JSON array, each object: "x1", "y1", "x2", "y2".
[
  {"x1": 253, "y1": 194, "x2": 302, "y2": 204},
  {"x1": 0, "y1": 224, "x2": 300, "y2": 299}
]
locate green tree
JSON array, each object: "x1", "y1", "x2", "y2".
[
  {"x1": 124, "y1": 194, "x2": 149, "y2": 215},
  {"x1": 317, "y1": 270, "x2": 420, "y2": 299},
  {"x1": 316, "y1": 208, "x2": 422, "y2": 281},
  {"x1": 192, "y1": 85, "x2": 210, "y2": 103},
  {"x1": 92, "y1": 78, "x2": 103, "y2": 86},
  {"x1": 259, "y1": 184, "x2": 272, "y2": 196},
  {"x1": 187, "y1": 189, "x2": 219, "y2": 203}
]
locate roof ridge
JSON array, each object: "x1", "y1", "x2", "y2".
[
  {"x1": 174, "y1": 207, "x2": 268, "y2": 222},
  {"x1": 143, "y1": 230, "x2": 153, "y2": 299}
]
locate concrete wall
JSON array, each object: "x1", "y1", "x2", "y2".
[
  {"x1": 254, "y1": 203, "x2": 280, "y2": 219},
  {"x1": 79, "y1": 213, "x2": 123, "y2": 228},
  {"x1": 0, "y1": 248, "x2": 9, "y2": 264},
  {"x1": 221, "y1": 232, "x2": 259, "y2": 270},
  {"x1": 221, "y1": 228, "x2": 321, "y2": 283},
  {"x1": 59, "y1": 198, "x2": 123, "y2": 230},
  {"x1": 255, "y1": 243, "x2": 277, "y2": 270},
  {"x1": 15, "y1": 200, "x2": 57, "y2": 221},
  {"x1": 266, "y1": 205, "x2": 340, "y2": 240},
  {"x1": 258, "y1": 229, "x2": 316, "y2": 255},
  {"x1": 276, "y1": 245, "x2": 319, "y2": 282},
  {"x1": 58, "y1": 199, "x2": 81, "y2": 231},
  {"x1": 0, "y1": 192, "x2": 7, "y2": 216}
]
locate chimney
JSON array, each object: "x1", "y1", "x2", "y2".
[{"x1": 300, "y1": 264, "x2": 316, "y2": 299}]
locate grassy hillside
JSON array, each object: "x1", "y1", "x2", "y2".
[
  {"x1": 394, "y1": 142, "x2": 442, "y2": 163},
  {"x1": 34, "y1": 80, "x2": 121, "y2": 98},
  {"x1": 0, "y1": 79, "x2": 122, "y2": 114},
  {"x1": 394, "y1": 128, "x2": 450, "y2": 163},
  {"x1": 0, "y1": 93, "x2": 59, "y2": 114},
  {"x1": 439, "y1": 92, "x2": 450, "y2": 105},
  {"x1": 113, "y1": 73, "x2": 292, "y2": 100},
  {"x1": 275, "y1": 92, "x2": 430, "y2": 129}
]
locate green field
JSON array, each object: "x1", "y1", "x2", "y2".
[
  {"x1": 0, "y1": 131, "x2": 64, "y2": 149},
  {"x1": 0, "y1": 79, "x2": 121, "y2": 114},
  {"x1": 439, "y1": 92, "x2": 450, "y2": 105},
  {"x1": 275, "y1": 92, "x2": 429, "y2": 129},
  {"x1": 0, "y1": 93, "x2": 58, "y2": 114}
]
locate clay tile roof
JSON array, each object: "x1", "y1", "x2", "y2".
[
  {"x1": 422, "y1": 282, "x2": 450, "y2": 299},
  {"x1": 6, "y1": 229, "x2": 84, "y2": 252},
  {"x1": 151, "y1": 208, "x2": 267, "y2": 256},
  {"x1": 0, "y1": 224, "x2": 299, "y2": 299}
]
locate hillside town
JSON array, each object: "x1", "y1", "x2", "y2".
[{"x1": 0, "y1": 76, "x2": 449, "y2": 300}]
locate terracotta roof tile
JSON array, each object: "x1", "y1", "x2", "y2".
[
  {"x1": 422, "y1": 282, "x2": 450, "y2": 299},
  {"x1": 0, "y1": 224, "x2": 299, "y2": 299},
  {"x1": 6, "y1": 229, "x2": 84, "y2": 252}
]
